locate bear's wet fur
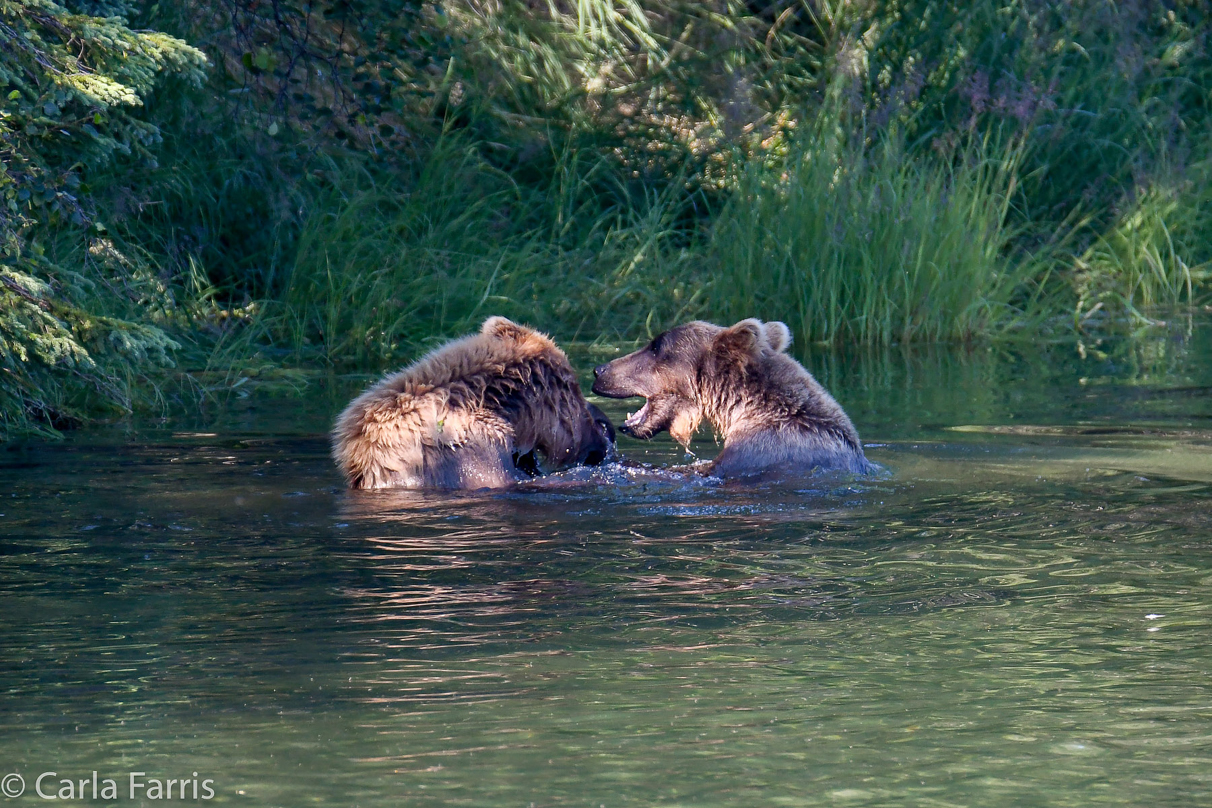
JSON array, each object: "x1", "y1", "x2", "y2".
[
  {"x1": 334, "y1": 316, "x2": 614, "y2": 489},
  {"x1": 592, "y1": 318, "x2": 871, "y2": 477}
]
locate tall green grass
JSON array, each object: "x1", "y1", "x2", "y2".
[
  {"x1": 707, "y1": 130, "x2": 1034, "y2": 345},
  {"x1": 1074, "y1": 175, "x2": 1212, "y2": 325},
  {"x1": 272, "y1": 143, "x2": 531, "y2": 365},
  {"x1": 214, "y1": 125, "x2": 1211, "y2": 375},
  {"x1": 217, "y1": 137, "x2": 709, "y2": 368},
  {"x1": 109, "y1": 0, "x2": 1212, "y2": 361}
]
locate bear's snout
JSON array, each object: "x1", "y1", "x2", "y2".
[
  {"x1": 592, "y1": 356, "x2": 650, "y2": 399},
  {"x1": 592, "y1": 353, "x2": 655, "y2": 399},
  {"x1": 591, "y1": 363, "x2": 617, "y2": 396}
]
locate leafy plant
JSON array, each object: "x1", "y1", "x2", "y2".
[{"x1": 0, "y1": 0, "x2": 205, "y2": 435}]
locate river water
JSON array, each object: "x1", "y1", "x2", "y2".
[{"x1": 2, "y1": 320, "x2": 1210, "y2": 806}]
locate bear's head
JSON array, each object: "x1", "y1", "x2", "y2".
[
  {"x1": 591, "y1": 319, "x2": 791, "y2": 447},
  {"x1": 480, "y1": 316, "x2": 616, "y2": 469}
]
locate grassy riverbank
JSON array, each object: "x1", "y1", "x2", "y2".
[{"x1": 3, "y1": 0, "x2": 1211, "y2": 435}]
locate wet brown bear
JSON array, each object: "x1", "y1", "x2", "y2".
[
  {"x1": 592, "y1": 318, "x2": 871, "y2": 477},
  {"x1": 333, "y1": 316, "x2": 614, "y2": 489}
]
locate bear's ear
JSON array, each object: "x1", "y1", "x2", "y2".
[
  {"x1": 764, "y1": 321, "x2": 791, "y2": 353},
  {"x1": 715, "y1": 319, "x2": 766, "y2": 356},
  {"x1": 481, "y1": 316, "x2": 529, "y2": 342}
]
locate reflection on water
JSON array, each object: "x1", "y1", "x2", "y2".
[{"x1": 1, "y1": 321, "x2": 1211, "y2": 806}]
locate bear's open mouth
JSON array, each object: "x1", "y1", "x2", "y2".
[
  {"x1": 618, "y1": 394, "x2": 697, "y2": 440},
  {"x1": 623, "y1": 399, "x2": 652, "y2": 431}
]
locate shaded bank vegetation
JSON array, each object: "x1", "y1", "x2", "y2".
[{"x1": 2, "y1": 0, "x2": 1211, "y2": 435}]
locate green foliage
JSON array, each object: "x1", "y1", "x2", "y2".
[
  {"x1": 273, "y1": 144, "x2": 531, "y2": 365},
  {"x1": 857, "y1": 0, "x2": 1212, "y2": 218},
  {"x1": 142, "y1": 0, "x2": 1211, "y2": 342},
  {"x1": 89, "y1": 99, "x2": 309, "y2": 300},
  {"x1": 0, "y1": 0, "x2": 204, "y2": 436},
  {"x1": 1075, "y1": 173, "x2": 1212, "y2": 324},
  {"x1": 0, "y1": 252, "x2": 181, "y2": 435},
  {"x1": 229, "y1": 137, "x2": 706, "y2": 368},
  {"x1": 707, "y1": 126, "x2": 1031, "y2": 345},
  {"x1": 0, "y1": 0, "x2": 207, "y2": 207}
]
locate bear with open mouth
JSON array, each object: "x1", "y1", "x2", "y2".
[
  {"x1": 333, "y1": 316, "x2": 614, "y2": 489},
  {"x1": 592, "y1": 318, "x2": 871, "y2": 478}
]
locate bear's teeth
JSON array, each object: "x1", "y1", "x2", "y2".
[{"x1": 624, "y1": 401, "x2": 650, "y2": 428}]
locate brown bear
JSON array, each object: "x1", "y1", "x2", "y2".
[
  {"x1": 591, "y1": 318, "x2": 871, "y2": 477},
  {"x1": 333, "y1": 316, "x2": 614, "y2": 489}
]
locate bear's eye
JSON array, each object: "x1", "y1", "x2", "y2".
[{"x1": 649, "y1": 333, "x2": 666, "y2": 356}]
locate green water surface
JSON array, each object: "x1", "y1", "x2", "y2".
[{"x1": 2, "y1": 322, "x2": 1211, "y2": 807}]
